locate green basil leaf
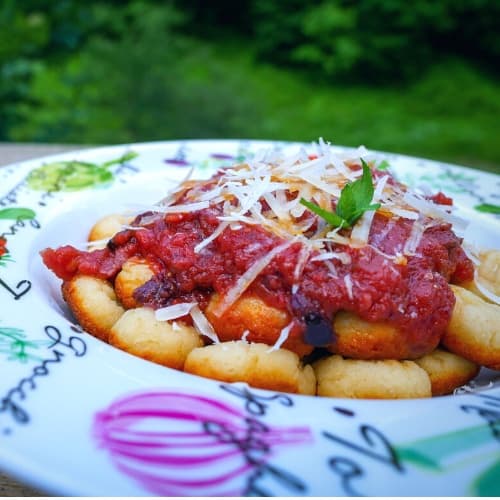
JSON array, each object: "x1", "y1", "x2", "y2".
[
  {"x1": 337, "y1": 160, "x2": 376, "y2": 226},
  {"x1": 300, "y1": 158, "x2": 380, "y2": 230},
  {"x1": 357, "y1": 159, "x2": 376, "y2": 204},
  {"x1": 299, "y1": 198, "x2": 348, "y2": 228},
  {"x1": 336, "y1": 181, "x2": 355, "y2": 223}
]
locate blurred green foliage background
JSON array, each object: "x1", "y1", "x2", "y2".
[{"x1": 1, "y1": 0, "x2": 499, "y2": 172}]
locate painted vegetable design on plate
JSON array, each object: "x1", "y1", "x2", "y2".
[
  {"x1": 26, "y1": 151, "x2": 138, "y2": 192},
  {"x1": 0, "y1": 208, "x2": 36, "y2": 266},
  {"x1": 475, "y1": 203, "x2": 500, "y2": 214},
  {"x1": 0, "y1": 325, "x2": 49, "y2": 363},
  {"x1": 94, "y1": 390, "x2": 312, "y2": 496},
  {"x1": 164, "y1": 145, "x2": 252, "y2": 170},
  {"x1": 397, "y1": 422, "x2": 500, "y2": 496}
]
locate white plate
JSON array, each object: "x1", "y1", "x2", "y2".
[{"x1": 0, "y1": 140, "x2": 499, "y2": 496}]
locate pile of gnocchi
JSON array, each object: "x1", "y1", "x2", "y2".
[{"x1": 57, "y1": 212, "x2": 500, "y2": 399}]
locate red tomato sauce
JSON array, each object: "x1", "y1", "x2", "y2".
[{"x1": 41, "y1": 197, "x2": 473, "y2": 358}]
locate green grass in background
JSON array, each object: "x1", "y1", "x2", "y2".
[
  {"x1": 2, "y1": 1, "x2": 498, "y2": 173},
  {"x1": 7, "y1": 38, "x2": 500, "y2": 174},
  {"x1": 191, "y1": 44, "x2": 499, "y2": 173}
]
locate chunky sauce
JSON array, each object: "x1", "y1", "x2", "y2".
[{"x1": 42, "y1": 187, "x2": 473, "y2": 357}]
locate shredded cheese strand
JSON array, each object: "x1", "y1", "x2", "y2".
[
  {"x1": 403, "y1": 219, "x2": 425, "y2": 256},
  {"x1": 190, "y1": 305, "x2": 220, "y2": 343},
  {"x1": 153, "y1": 201, "x2": 210, "y2": 213},
  {"x1": 311, "y1": 251, "x2": 351, "y2": 265},
  {"x1": 194, "y1": 221, "x2": 229, "y2": 253},
  {"x1": 474, "y1": 270, "x2": 500, "y2": 305},
  {"x1": 267, "y1": 322, "x2": 294, "y2": 352},
  {"x1": 212, "y1": 240, "x2": 294, "y2": 317},
  {"x1": 344, "y1": 274, "x2": 354, "y2": 300},
  {"x1": 155, "y1": 302, "x2": 197, "y2": 321}
]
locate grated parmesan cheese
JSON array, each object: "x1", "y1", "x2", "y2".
[
  {"x1": 141, "y1": 140, "x2": 474, "y2": 328},
  {"x1": 212, "y1": 240, "x2": 294, "y2": 318},
  {"x1": 194, "y1": 221, "x2": 229, "y2": 253},
  {"x1": 155, "y1": 302, "x2": 196, "y2": 321},
  {"x1": 267, "y1": 322, "x2": 294, "y2": 352},
  {"x1": 473, "y1": 270, "x2": 500, "y2": 305},
  {"x1": 344, "y1": 274, "x2": 354, "y2": 300},
  {"x1": 403, "y1": 220, "x2": 425, "y2": 256},
  {"x1": 153, "y1": 201, "x2": 210, "y2": 213},
  {"x1": 403, "y1": 192, "x2": 468, "y2": 235},
  {"x1": 190, "y1": 305, "x2": 220, "y2": 343},
  {"x1": 311, "y1": 251, "x2": 351, "y2": 265}
]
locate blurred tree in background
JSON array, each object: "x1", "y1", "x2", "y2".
[
  {"x1": 0, "y1": 0, "x2": 498, "y2": 170},
  {"x1": 249, "y1": 0, "x2": 499, "y2": 81}
]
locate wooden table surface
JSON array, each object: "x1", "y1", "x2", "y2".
[{"x1": 0, "y1": 142, "x2": 91, "y2": 496}]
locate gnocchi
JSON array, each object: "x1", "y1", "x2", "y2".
[{"x1": 42, "y1": 144, "x2": 499, "y2": 399}]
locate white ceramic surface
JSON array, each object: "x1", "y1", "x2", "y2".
[{"x1": 0, "y1": 140, "x2": 499, "y2": 496}]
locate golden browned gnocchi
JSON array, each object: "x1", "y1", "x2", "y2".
[
  {"x1": 332, "y1": 311, "x2": 419, "y2": 360},
  {"x1": 41, "y1": 145, "x2": 500, "y2": 400},
  {"x1": 88, "y1": 213, "x2": 133, "y2": 244},
  {"x1": 109, "y1": 307, "x2": 203, "y2": 370},
  {"x1": 464, "y1": 249, "x2": 500, "y2": 302},
  {"x1": 184, "y1": 341, "x2": 316, "y2": 395},
  {"x1": 62, "y1": 275, "x2": 125, "y2": 342},
  {"x1": 414, "y1": 348, "x2": 479, "y2": 396},
  {"x1": 442, "y1": 285, "x2": 500, "y2": 370},
  {"x1": 476, "y1": 249, "x2": 500, "y2": 295},
  {"x1": 205, "y1": 293, "x2": 313, "y2": 357},
  {"x1": 61, "y1": 270, "x2": 493, "y2": 399},
  {"x1": 114, "y1": 257, "x2": 154, "y2": 309},
  {"x1": 313, "y1": 355, "x2": 432, "y2": 399}
]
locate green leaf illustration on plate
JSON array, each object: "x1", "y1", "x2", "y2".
[
  {"x1": 399, "y1": 170, "x2": 477, "y2": 194},
  {"x1": 396, "y1": 424, "x2": 493, "y2": 472},
  {"x1": 0, "y1": 326, "x2": 50, "y2": 363},
  {"x1": 0, "y1": 251, "x2": 14, "y2": 267},
  {"x1": 26, "y1": 151, "x2": 138, "y2": 192},
  {"x1": 474, "y1": 203, "x2": 500, "y2": 214},
  {"x1": 396, "y1": 423, "x2": 500, "y2": 496},
  {"x1": 471, "y1": 458, "x2": 500, "y2": 496},
  {"x1": 0, "y1": 208, "x2": 36, "y2": 220}
]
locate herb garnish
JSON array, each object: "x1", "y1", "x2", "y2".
[{"x1": 300, "y1": 159, "x2": 380, "y2": 229}]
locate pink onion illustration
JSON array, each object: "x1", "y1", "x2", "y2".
[{"x1": 94, "y1": 391, "x2": 312, "y2": 496}]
